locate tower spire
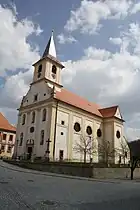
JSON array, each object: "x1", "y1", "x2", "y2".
[{"x1": 42, "y1": 30, "x2": 57, "y2": 58}]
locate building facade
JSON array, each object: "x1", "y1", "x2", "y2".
[
  {"x1": 0, "y1": 113, "x2": 16, "y2": 159},
  {"x1": 16, "y1": 32, "x2": 129, "y2": 164}
]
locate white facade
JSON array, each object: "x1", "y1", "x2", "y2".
[{"x1": 16, "y1": 33, "x2": 130, "y2": 164}]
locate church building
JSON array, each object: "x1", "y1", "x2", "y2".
[{"x1": 16, "y1": 32, "x2": 129, "y2": 164}]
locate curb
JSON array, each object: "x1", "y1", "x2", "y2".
[{"x1": 0, "y1": 161, "x2": 122, "y2": 184}]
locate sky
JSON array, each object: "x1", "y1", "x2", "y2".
[{"x1": 1, "y1": 0, "x2": 140, "y2": 140}]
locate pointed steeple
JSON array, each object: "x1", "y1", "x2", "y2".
[{"x1": 42, "y1": 30, "x2": 57, "y2": 58}]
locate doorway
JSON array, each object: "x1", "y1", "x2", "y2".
[
  {"x1": 59, "y1": 150, "x2": 64, "y2": 161},
  {"x1": 27, "y1": 147, "x2": 32, "y2": 160}
]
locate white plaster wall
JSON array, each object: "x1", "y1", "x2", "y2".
[
  {"x1": 114, "y1": 122, "x2": 129, "y2": 164},
  {"x1": 95, "y1": 122, "x2": 103, "y2": 162},
  {"x1": 22, "y1": 82, "x2": 52, "y2": 107},
  {"x1": 72, "y1": 116, "x2": 82, "y2": 161},
  {"x1": 55, "y1": 110, "x2": 69, "y2": 160},
  {"x1": 83, "y1": 119, "x2": 96, "y2": 162},
  {"x1": 35, "y1": 106, "x2": 52, "y2": 157},
  {"x1": 45, "y1": 60, "x2": 61, "y2": 84},
  {"x1": 55, "y1": 126, "x2": 68, "y2": 160},
  {"x1": 103, "y1": 122, "x2": 114, "y2": 163},
  {"x1": 17, "y1": 112, "x2": 28, "y2": 156}
]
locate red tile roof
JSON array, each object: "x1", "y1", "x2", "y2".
[
  {"x1": 99, "y1": 106, "x2": 118, "y2": 118},
  {"x1": 0, "y1": 112, "x2": 16, "y2": 132},
  {"x1": 55, "y1": 89, "x2": 102, "y2": 117},
  {"x1": 55, "y1": 89, "x2": 120, "y2": 119}
]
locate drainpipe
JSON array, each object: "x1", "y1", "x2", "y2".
[{"x1": 53, "y1": 100, "x2": 59, "y2": 160}]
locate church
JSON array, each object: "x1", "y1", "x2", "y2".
[{"x1": 15, "y1": 32, "x2": 129, "y2": 164}]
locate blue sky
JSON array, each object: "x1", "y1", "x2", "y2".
[{"x1": 1, "y1": 0, "x2": 140, "y2": 140}]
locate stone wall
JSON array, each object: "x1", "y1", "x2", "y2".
[{"x1": 3, "y1": 160, "x2": 140, "y2": 179}]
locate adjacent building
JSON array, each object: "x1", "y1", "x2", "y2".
[
  {"x1": 16, "y1": 31, "x2": 129, "y2": 164},
  {"x1": 0, "y1": 112, "x2": 16, "y2": 158}
]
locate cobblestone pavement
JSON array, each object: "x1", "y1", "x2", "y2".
[{"x1": 0, "y1": 161, "x2": 140, "y2": 210}]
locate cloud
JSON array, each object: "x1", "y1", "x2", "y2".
[
  {"x1": 0, "y1": 4, "x2": 42, "y2": 77},
  {"x1": 61, "y1": 22, "x2": 140, "y2": 140},
  {"x1": 64, "y1": 0, "x2": 132, "y2": 35},
  {"x1": 109, "y1": 37, "x2": 122, "y2": 45},
  {"x1": 57, "y1": 33, "x2": 77, "y2": 44},
  {"x1": 131, "y1": 2, "x2": 140, "y2": 14},
  {"x1": 0, "y1": 4, "x2": 42, "y2": 122}
]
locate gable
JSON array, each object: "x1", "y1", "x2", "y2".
[
  {"x1": 114, "y1": 107, "x2": 123, "y2": 120},
  {"x1": 21, "y1": 81, "x2": 53, "y2": 107}
]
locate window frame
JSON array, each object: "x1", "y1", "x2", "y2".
[
  {"x1": 40, "y1": 130, "x2": 44, "y2": 145},
  {"x1": 22, "y1": 114, "x2": 26, "y2": 125},
  {"x1": 31, "y1": 111, "x2": 35, "y2": 123},
  {"x1": 42, "y1": 109, "x2": 46, "y2": 122},
  {"x1": 52, "y1": 65, "x2": 57, "y2": 74},
  {"x1": 9, "y1": 135, "x2": 13, "y2": 141}
]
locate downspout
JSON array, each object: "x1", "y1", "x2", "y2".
[{"x1": 53, "y1": 99, "x2": 59, "y2": 160}]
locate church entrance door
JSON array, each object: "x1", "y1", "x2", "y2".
[{"x1": 27, "y1": 147, "x2": 32, "y2": 160}]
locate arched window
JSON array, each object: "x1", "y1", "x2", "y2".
[
  {"x1": 40, "y1": 130, "x2": 44, "y2": 145},
  {"x1": 42, "y1": 109, "x2": 46, "y2": 121},
  {"x1": 37, "y1": 64, "x2": 42, "y2": 78},
  {"x1": 52, "y1": 65, "x2": 57, "y2": 74},
  {"x1": 22, "y1": 114, "x2": 26, "y2": 125},
  {"x1": 31, "y1": 111, "x2": 35, "y2": 123},
  {"x1": 19, "y1": 133, "x2": 23, "y2": 146}
]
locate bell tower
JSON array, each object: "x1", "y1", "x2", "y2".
[{"x1": 32, "y1": 31, "x2": 64, "y2": 89}]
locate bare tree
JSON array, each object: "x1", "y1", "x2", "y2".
[
  {"x1": 73, "y1": 135, "x2": 96, "y2": 163},
  {"x1": 98, "y1": 140, "x2": 115, "y2": 165},
  {"x1": 128, "y1": 140, "x2": 140, "y2": 180},
  {"x1": 115, "y1": 136, "x2": 130, "y2": 165}
]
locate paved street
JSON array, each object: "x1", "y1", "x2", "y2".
[{"x1": 0, "y1": 161, "x2": 140, "y2": 209}]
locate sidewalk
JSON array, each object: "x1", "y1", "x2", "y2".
[{"x1": 0, "y1": 160, "x2": 134, "y2": 184}]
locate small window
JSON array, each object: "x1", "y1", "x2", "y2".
[
  {"x1": 31, "y1": 111, "x2": 35, "y2": 123},
  {"x1": 125, "y1": 151, "x2": 127, "y2": 158},
  {"x1": 97, "y1": 129, "x2": 102, "y2": 137},
  {"x1": 40, "y1": 130, "x2": 44, "y2": 145},
  {"x1": 7, "y1": 146, "x2": 12, "y2": 153},
  {"x1": 19, "y1": 133, "x2": 23, "y2": 146},
  {"x1": 22, "y1": 114, "x2": 26, "y2": 125},
  {"x1": 3, "y1": 134, "x2": 7, "y2": 140},
  {"x1": 30, "y1": 127, "x2": 34, "y2": 133},
  {"x1": 116, "y1": 130, "x2": 121, "y2": 139},
  {"x1": 1, "y1": 145, "x2": 5, "y2": 152},
  {"x1": 52, "y1": 65, "x2": 57, "y2": 74},
  {"x1": 9, "y1": 135, "x2": 13, "y2": 141},
  {"x1": 86, "y1": 126, "x2": 92, "y2": 135},
  {"x1": 61, "y1": 121, "x2": 65, "y2": 125},
  {"x1": 38, "y1": 64, "x2": 42, "y2": 72},
  {"x1": 61, "y1": 132, "x2": 64, "y2": 135},
  {"x1": 74, "y1": 122, "x2": 81, "y2": 132},
  {"x1": 59, "y1": 150, "x2": 64, "y2": 161},
  {"x1": 34, "y1": 94, "x2": 38, "y2": 102},
  {"x1": 42, "y1": 109, "x2": 46, "y2": 121}
]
